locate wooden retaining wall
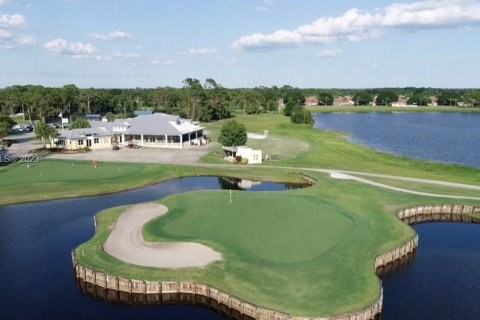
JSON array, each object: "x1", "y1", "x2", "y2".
[{"x1": 72, "y1": 204, "x2": 479, "y2": 320}]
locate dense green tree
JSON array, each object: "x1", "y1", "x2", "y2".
[
  {"x1": 290, "y1": 107, "x2": 314, "y2": 124},
  {"x1": 317, "y1": 92, "x2": 334, "y2": 106},
  {"x1": 183, "y1": 78, "x2": 206, "y2": 120},
  {"x1": 463, "y1": 90, "x2": 480, "y2": 106},
  {"x1": 0, "y1": 115, "x2": 15, "y2": 146},
  {"x1": 70, "y1": 118, "x2": 91, "y2": 129},
  {"x1": 376, "y1": 91, "x2": 398, "y2": 106},
  {"x1": 283, "y1": 87, "x2": 305, "y2": 105},
  {"x1": 438, "y1": 90, "x2": 462, "y2": 106},
  {"x1": 283, "y1": 100, "x2": 297, "y2": 116},
  {"x1": 218, "y1": 120, "x2": 247, "y2": 147},
  {"x1": 0, "y1": 115, "x2": 16, "y2": 127},
  {"x1": 407, "y1": 94, "x2": 430, "y2": 106},
  {"x1": 0, "y1": 122, "x2": 9, "y2": 146},
  {"x1": 353, "y1": 91, "x2": 373, "y2": 105}
]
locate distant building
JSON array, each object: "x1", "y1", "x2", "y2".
[
  {"x1": 428, "y1": 96, "x2": 439, "y2": 106},
  {"x1": 391, "y1": 96, "x2": 408, "y2": 107},
  {"x1": 52, "y1": 113, "x2": 204, "y2": 150},
  {"x1": 333, "y1": 96, "x2": 355, "y2": 106},
  {"x1": 304, "y1": 96, "x2": 319, "y2": 106},
  {"x1": 222, "y1": 146, "x2": 262, "y2": 165}
]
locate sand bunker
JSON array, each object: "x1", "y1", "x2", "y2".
[{"x1": 103, "y1": 202, "x2": 222, "y2": 268}]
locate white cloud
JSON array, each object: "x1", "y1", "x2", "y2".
[
  {"x1": 0, "y1": 0, "x2": 6, "y2": 6},
  {"x1": 0, "y1": 14, "x2": 27, "y2": 28},
  {"x1": 189, "y1": 47, "x2": 219, "y2": 55},
  {"x1": 234, "y1": 0, "x2": 480, "y2": 50},
  {"x1": 151, "y1": 59, "x2": 174, "y2": 65},
  {"x1": 317, "y1": 49, "x2": 343, "y2": 58},
  {"x1": 112, "y1": 52, "x2": 140, "y2": 59},
  {"x1": 255, "y1": 6, "x2": 269, "y2": 12},
  {"x1": 0, "y1": 29, "x2": 11, "y2": 38},
  {"x1": 44, "y1": 38, "x2": 97, "y2": 58},
  {"x1": 86, "y1": 31, "x2": 132, "y2": 41},
  {"x1": 255, "y1": 0, "x2": 274, "y2": 12},
  {"x1": 0, "y1": 34, "x2": 36, "y2": 49}
]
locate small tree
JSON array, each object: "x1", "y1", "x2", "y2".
[
  {"x1": 34, "y1": 121, "x2": 58, "y2": 148},
  {"x1": 70, "y1": 118, "x2": 91, "y2": 129},
  {"x1": 283, "y1": 100, "x2": 296, "y2": 116},
  {"x1": 0, "y1": 122, "x2": 9, "y2": 147},
  {"x1": 218, "y1": 120, "x2": 247, "y2": 147},
  {"x1": 290, "y1": 107, "x2": 314, "y2": 125}
]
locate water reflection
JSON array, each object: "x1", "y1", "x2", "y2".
[{"x1": 77, "y1": 279, "x2": 256, "y2": 320}]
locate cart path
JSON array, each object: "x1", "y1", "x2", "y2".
[
  {"x1": 103, "y1": 202, "x2": 222, "y2": 268},
  {"x1": 205, "y1": 164, "x2": 480, "y2": 200}
]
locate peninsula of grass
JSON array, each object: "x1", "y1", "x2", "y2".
[{"x1": 74, "y1": 170, "x2": 480, "y2": 317}]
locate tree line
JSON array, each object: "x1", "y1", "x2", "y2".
[{"x1": 1, "y1": 82, "x2": 479, "y2": 123}]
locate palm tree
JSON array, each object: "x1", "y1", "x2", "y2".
[{"x1": 34, "y1": 122, "x2": 59, "y2": 149}]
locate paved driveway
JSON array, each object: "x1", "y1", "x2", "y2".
[{"x1": 45, "y1": 143, "x2": 216, "y2": 165}]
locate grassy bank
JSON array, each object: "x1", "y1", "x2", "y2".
[
  {"x1": 75, "y1": 170, "x2": 479, "y2": 317},
  {"x1": 0, "y1": 159, "x2": 306, "y2": 206},
  {"x1": 201, "y1": 113, "x2": 480, "y2": 186}
]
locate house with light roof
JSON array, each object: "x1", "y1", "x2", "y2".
[{"x1": 54, "y1": 113, "x2": 205, "y2": 150}]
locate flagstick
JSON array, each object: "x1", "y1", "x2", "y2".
[{"x1": 229, "y1": 189, "x2": 232, "y2": 205}]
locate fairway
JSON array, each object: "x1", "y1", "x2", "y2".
[{"x1": 143, "y1": 191, "x2": 354, "y2": 264}]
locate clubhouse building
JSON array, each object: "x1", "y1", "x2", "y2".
[{"x1": 54, "y1": 113, "x2": 205, "y2": 150}]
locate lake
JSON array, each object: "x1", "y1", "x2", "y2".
[{"x1": 313, "y1": 112, "x2": 480, "y2": 168}]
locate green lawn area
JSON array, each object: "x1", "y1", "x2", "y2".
[
  {"x1": 74, "y1": 170, "x2": 480, "y2": 317},
  {"x1": 350, "y1": 175, "x2": 480, "y2": 198},
  {"x1": 0, "y1": 159, "x2": 307, "y2": 205},
  {"x1": 202, "y1": 113, "x2": 480, "y2": 186}
]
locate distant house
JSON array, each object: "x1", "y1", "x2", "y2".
[
  {"x1": 222, "y1": 146, "x2": 262, "y2": 165},
  {"x1": 53, "y1": 113, "x2": 205, "y2": 150},
  {"x1": 391, "y1": 96, "x2": 408, "y2": 107},
  {"x1": 428, "y1": 96, "x2": 439, "y2": 106},
  {"x1": 304, "y1": 96, "x2": 319, "y2": 106},
  {"x1": 333, "y1": 96, "x2": 355, "y2": 106}
]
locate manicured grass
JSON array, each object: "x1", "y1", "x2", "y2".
[
  {"x1": 202, "y1": 113, "x2": 480, "y2": 186},
  {"x1": 0, "y1": 159, "x2": 307, "y2": 205},
  {"x1": 144, "y1": 192, "x2": 354, "y2": 264},
  {"x1": 352, "y1": 176, "x2": 480, "y2": 198},
  {"x1": 74, "y1": 171, "x2": 480, "y2": 316}
]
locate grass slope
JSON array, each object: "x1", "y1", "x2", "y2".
[
  {"x1": 0, "y1": 159, "x2": 307, "y2": 205},
  {"x1": 203, "y1": 113, "x2": 480, "y2": 185}
]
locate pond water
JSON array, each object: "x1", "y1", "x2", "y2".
[
  {"x1": 0, "y1": 177, "x2": 478, "y2": 319},
  {"x1": 0, "y1": 177, "x2": 297, "y2": 320},
  {"x1": 313, "y1": 112, "x2": 480, "y2": 168}
]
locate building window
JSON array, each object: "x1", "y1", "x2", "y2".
[
  {"x1": 94, "y1": 138, "x2": 99, "y2": 144},
  {"x1": 78, "y1": 140, "x2": 84, "y2": 146},
  {"x1": 58, "y1": 140, "x2": 65, "y2": 146}
]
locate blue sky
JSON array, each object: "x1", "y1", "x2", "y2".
[{"x1": 1, "y1": 0, "x2": 479, "y2": 88}]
